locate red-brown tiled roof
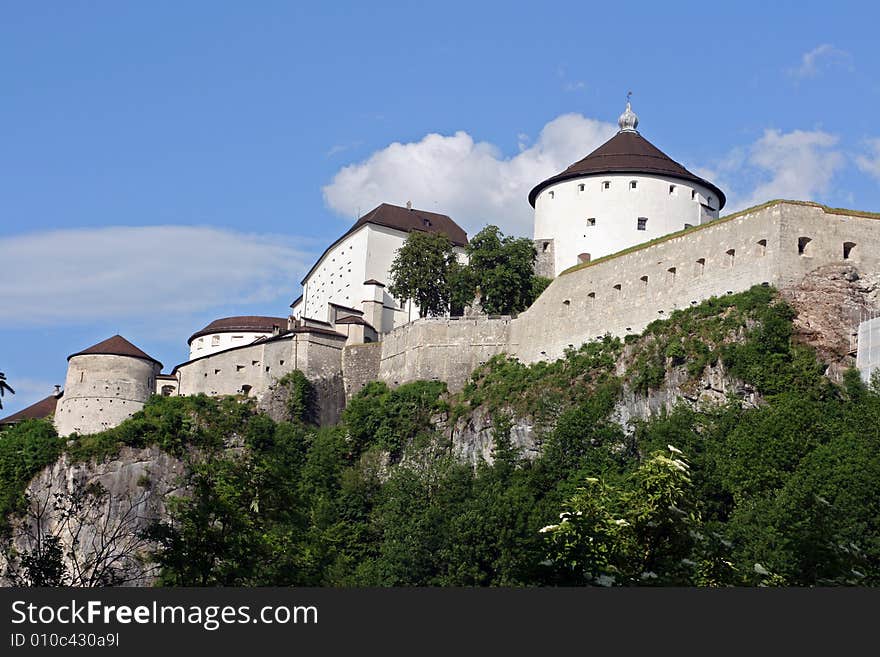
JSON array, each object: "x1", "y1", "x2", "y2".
[
  {"x1": 0, "y1": 394, "x2": 60, "y2": 425},
  {"x1": 528, "y1": 130, "x2": 725, "y2": 208},
  {"x1": 301, "y1": 203, "x2": 467, "y2": 284},
  {"x1": 187, "y1": 316, "x2": 288, "y2": 345},
  {"x1": 68, "y1": 335, "x2": 162, "y2": 368}
]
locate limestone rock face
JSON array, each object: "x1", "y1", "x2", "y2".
[
  {"x1": 1, "y1": 446, "x2": 185, "y2": 587},
  {"x1": 781, "y1": 264, "x2": 880, "y2": 381},
  {"x1": 448, "y1": 407, "x2": 541, "y2": 467}
]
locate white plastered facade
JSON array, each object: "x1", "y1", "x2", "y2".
[{"x1": 534, "y1": 173, "x2": 720, "y2": 277}]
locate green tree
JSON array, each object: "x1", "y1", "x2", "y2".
[
  {"x1": 463, "y1": 226, "x2": 546, "y2": 315},
  {"x1": 388, "y1": 231, "x2": 458, "y2": 318}
]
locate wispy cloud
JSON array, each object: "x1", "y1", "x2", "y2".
[
  {"x1": 710, "y1": 129, "x2": 844, "y2": 211},
  {"x1": 326, "y1": 141, "x2": 363, "y2": 158},
  {"x1": 323, "y1": 113, "x2": 616, "y2": 236},
  {"x1": 855, "y1": 138, "x2": 880, "y2": 181},
  {"x1": 787, "y1": 44, "x2": 853, "y2": 80},
  {"x1": 0, "y1": 226, "x2": 316, "y2": 326}
]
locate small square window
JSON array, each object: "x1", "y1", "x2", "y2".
[
  {"x1": 637, "y1": 217, "x2": 648, "y2": 231},
  {"x1": 603, "y1": 181, "x2": 610, "y2": 190},
  {"x1": 630, "y1": 181, "x2": 638, "y2": 190},
  {"x1": 587, "y1": 218, "x2": 596, "y2": 227},
  {"x1": 578, "y1": 183, "x2": 585, "y2": 192}
]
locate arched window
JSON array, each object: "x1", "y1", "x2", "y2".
[
  {"x1": 667, "y1": 267, "x2": 677, "y2": 284},
  {"x1": 726, "y1": 249, "x2": 736, "y2": 267},
  {"x1": 756, "y1": 239, "x2": 767, "y2": 257},
  {"x1": 798, "y1": 236, "x2": 813, "y2": 256},
  {"x1": 613, "y1": 283, "x2": 622, "y2": 296},
  {"x1": 843, "y1": 241, "x2": 856, "y2": 260},
  {"x1": 694, "y1": 258, "x2": 705, "y2": 277}
]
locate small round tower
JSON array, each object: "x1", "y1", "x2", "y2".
[
  {"x1": 54, "y1": 335, "x2": 162, "y2": 436},
  {"x1": 530, "y1": 96, "x2": 726, "y2": 277}
]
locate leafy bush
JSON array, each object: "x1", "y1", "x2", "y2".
[{"x1": 0, "y1": 419, "x2": 64, "y2": 533}]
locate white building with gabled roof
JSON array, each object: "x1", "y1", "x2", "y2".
[{"x1": 290, "y1": 202, "x2": 468, "y2": 335}]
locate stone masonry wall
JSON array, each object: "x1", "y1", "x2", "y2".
[
  {"x1": 378, "y1": 316, "x2": 513, "y2": 392},
  {"x1": 511, "y1": 202, "x2": 880, "y2": 363},
  {"x1": 55, "y1": 355, "x2": 160, "y2": 437},
  {"x1": 376, "y1": 202, "x2": 880, "y2": 390},
  {"x1": 342, "y1": 342, "x2": 382, "y2": 400}
]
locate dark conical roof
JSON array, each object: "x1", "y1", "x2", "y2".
[
  {"x1": 68, "y1": 335, "x2": 162, "y2": 368},
  {"x1": 528, "y1": 130, "x2": 725, "y2": 209}
]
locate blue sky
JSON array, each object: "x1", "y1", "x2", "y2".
[{"x1": 2, "y1": 1, "x2": 879, "y2": 415}]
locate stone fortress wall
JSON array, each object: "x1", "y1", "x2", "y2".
[
  {"x1": 376, "y1": 315, "x2": 514, "y2": 393},
  {"x1": 49, "y1": 201, "x2": 880, "y2": 436},
  {"x1": 55, "y1": 354, "x2": 160, "y2": 436},
  {"x1": 371, "y1": 202, "x2": 880, "y2": 391}
]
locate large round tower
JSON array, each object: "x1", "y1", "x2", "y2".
[
  {"x1": 531, "y1": 98, "x2": 726, "y2": 277},
  {"x1": 54, "y1": 335, "x2": 162, "y2": 436}
]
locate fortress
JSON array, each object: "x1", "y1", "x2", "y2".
[{"x1": 5, "y1": 101, "x2": 880, "y2": 435}]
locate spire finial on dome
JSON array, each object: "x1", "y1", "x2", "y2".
[{"x1": 618, "y1": 91, "x2": 639, "y2": 133}]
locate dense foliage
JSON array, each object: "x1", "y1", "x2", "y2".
[
  {"x1": 0, "y1": 419, "x2": 63, "y2": 534},
  {"x1": 388, "y1": 231, "x2": 459, "y2": 318},
  {"x1": 463, "y1": 225, "x2": 548, "y2": 315},
  {"x1": 388, "y1": 225, "x2": 551, "y2": 318},
  {"x1": 4, "y1": 285, "x2": 880, "y2": 586}
]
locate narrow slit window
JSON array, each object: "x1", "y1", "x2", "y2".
[
  {"x1": 695, "y1": 258, "x2": 705, "y2": 277},
  {"x1": 726, "y1": 249, "x2": 736, "y2": 267},
  {"x1": 578, "y1": 183, "x2": 585, "y2": 192},
  {"x1": 669, "y1": 184, "x2": 676, "y2": 194},
  {"x1": 548, "y1": 190, "x2": 555, "y2": 199}
]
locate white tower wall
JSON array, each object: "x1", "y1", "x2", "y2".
[{"x1": 534, "y1": 173, "x2": 720, "y2": 276}]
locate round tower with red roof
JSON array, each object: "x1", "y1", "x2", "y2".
[{"x1": 54, "y1": 335, "x2": 162, "y2": 436}]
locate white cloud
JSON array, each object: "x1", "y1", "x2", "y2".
[
  {"x1": 788, "y1": 44, "x2": 853, "y2": 79},
  {"x1": 322, "y1": 113, "x2": 617, "y2": 236},
  {"x1": 0, "y1": 226, "x2": 315, "y2": 326},
  {"x1": 855, "y1": 138, "x2": 880, "y2": 180},
  {"x1": 713, "y1": 129, "x2": 844, "y2": 211}
]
